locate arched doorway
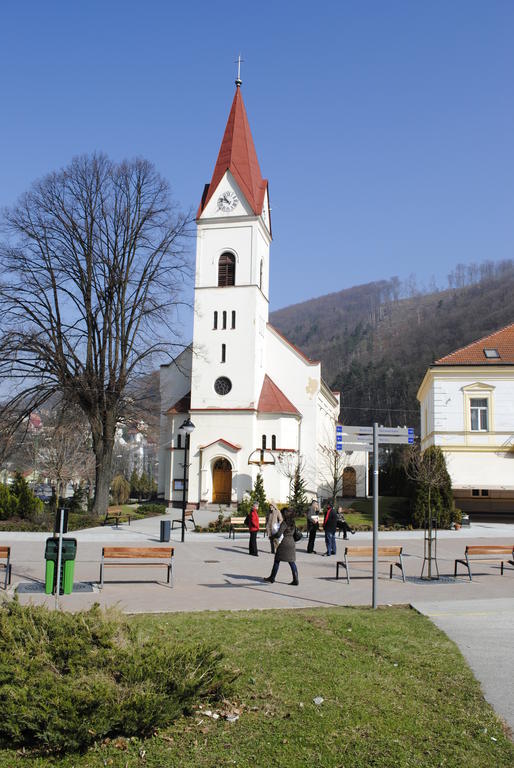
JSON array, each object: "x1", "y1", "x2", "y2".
[
  {"x1": 342, "y1": 467, "x2": 356, "y2": 497},
  {"x1": 212, "y1": 458, "x2": 232, "y2": 504}
]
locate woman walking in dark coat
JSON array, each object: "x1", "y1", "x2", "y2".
[{"x1": 263, "y1": 507, "x2": 299, "y2": 585}]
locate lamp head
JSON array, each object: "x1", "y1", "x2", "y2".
[{"x1": 180, "y1": 418, "x2": 195, "y2": 434}]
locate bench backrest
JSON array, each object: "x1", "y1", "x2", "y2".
[
  {"x1": 0, "y1": 546, "x2": 9, "y2": 558},
  {"x1": 465, "y1": 545, "x2": 514, "y2": 556},
  {"x1": 102, "y1": 547, "x2": 174, "y2": 559},
  {"x1": 345, "y1": 546, "x2": 402, "y2": 557},
  {"x1": 230, "y1": 517, "x2": 266, "y2": 525}
]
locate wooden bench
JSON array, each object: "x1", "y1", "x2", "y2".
[
  {"x1": 229, "y1": 516, "x2": 267, "y2": 539},
  {"x1": 336, "y1": 546, "x2": 405, "y2": 584},
  {"x1": 454, "y1": 545, "x2": 514, "y2": 581},
  {"x1": 102, "y1": 510, "x2": 132, "y2": 528},
  {"x1": 99, "y1": 547, "x2": 174, "y2": 588},
  {"x1": 0, "y1": 547, "x2": 11, "y2": 590},
  {"x1": 171, "y1": 510, "x2": 197, "y2": 531}
]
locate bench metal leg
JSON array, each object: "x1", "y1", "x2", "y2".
[
  {"x1": 167, "y1": 562, "x2": 173, "y2": 587},
  {"x1": 345, "y1": 554, "x2": 350, "y2": 584},
  {"x1": 455, "y1": 558, "x2": 472, "y2": 581},
  {"x1": 398, "y1": 555, "x2": 406, "y2": 583},
  {"x1": 99, "y1": 559, "x2": 104, "y2": 589},
  {"x1": 389, "y1": 563, "x2": 393, "y2": 579}
]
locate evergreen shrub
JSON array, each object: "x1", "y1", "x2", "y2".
[{"x1": 0, "y1": 602, "x2": 234, "y2": 754}]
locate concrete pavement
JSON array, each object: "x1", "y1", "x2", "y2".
[{"x1": 412, "y1": 598, "x2": 514, "y2": 734}]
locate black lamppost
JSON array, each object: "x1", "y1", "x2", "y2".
[{"x1": 180, "y1": 418, "x2": 195, "y2": 543}]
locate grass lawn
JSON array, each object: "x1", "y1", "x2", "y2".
[{"x1": 0, "y1": 606, "x2": 511, "y2": 767}]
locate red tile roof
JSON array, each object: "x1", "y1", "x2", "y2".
[
  {"x1": 258, "y1": 375, "x2": 300, "y2": 415},
  {"x1": 197, "y1": 87, "x2": 268, "y2": 218},
  {"x1": 165, "y1": 392, "x2": 191, "y2": 414},
  {"x1": 198, "y1": 438, "x2": 241, "y2": 451},
  {"x1": 435, "y1": 322, "x2": 514, "y2": 365}
]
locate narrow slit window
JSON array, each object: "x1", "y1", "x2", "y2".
[
  {"x1": 231, "y1": 310, "x2": 236, "y2": 329},
  {"x1": 259, "y1": 259, "x2": 263, "y2": 289},
  {"x1": 177, "y1": 434, "x2": 182, "y2": 449},
  {"x1": 213, "y1": 311, "x2": 218, "y2": 330},
  {"x1": 222, "y1": 311, "x2": 227, "y2": 329},
  {"x1": 262, "y1": 435, "x2": 267, "y2": 449},
  {"x1": 271, "y1": 435, "x2": 276, "y2": 450},
  {"x1": 221, "y1": 343, "x2": 226, "y2": 363}
]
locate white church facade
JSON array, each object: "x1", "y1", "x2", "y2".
[{"x1": 158, "y1": 83, "x2": 357, "y2": 508}]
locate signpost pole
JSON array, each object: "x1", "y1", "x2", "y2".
[{"x1": 372, "y1": 423, "x2": 379, "y2": 610}]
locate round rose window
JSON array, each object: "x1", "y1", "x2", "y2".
[{"x1": 214, "y1": 376, "x2": 232, "y2": 395}]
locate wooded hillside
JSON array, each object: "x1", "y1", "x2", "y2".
[{"x1": 270, "y1": 261, "x2": 514, "y2": 429}]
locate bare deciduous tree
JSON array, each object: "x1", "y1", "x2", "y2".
[
  {"x1": 38, "y1": 407, "x2": 95, "y2": 508},
  {"x1": 0, "y1": 154, "x2": 190, "y2": 515}
]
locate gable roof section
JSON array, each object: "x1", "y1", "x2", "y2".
[
  {"x1": 435, "y1": 322, "x2": 514, "y2": 365},
  {"x1": 198, "y1": 438, "x2": 241, "y2": 452},
  {"x1": 197, "y1": 86, "x2": 268, "y2": 218},
  {"x1": 165, "y1": 392, "x2": 191, "y2": 414},
  {"x1": 258, "y1": 375, "x2": 300, "y2": 416},
  {"x1": 267, "y1": 323, "x2": 319, "y2": 365}
]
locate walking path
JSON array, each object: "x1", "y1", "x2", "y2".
[{"x1": 412, "y1": 598, "x2": 514, "y2": 734}]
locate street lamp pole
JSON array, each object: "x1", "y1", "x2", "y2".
[{"x1": 180, "y1": 418, "x2": 195, "y2": 543}]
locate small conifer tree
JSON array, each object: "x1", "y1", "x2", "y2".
[
  {"x1": 250, "y1": 473, "x2": 268, "y2": 514},
  {"x1": 288, "y1": 464, "x2": 308, "y2": 517}
]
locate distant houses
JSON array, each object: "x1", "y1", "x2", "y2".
[{"x1": 417, "y1": 322, "x2": 514, "y2": 516}]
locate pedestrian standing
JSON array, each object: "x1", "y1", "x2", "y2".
[
  {"x1": 323, "y1": 503, "x2": 337, "y2": 556},
  {"x1": 248, "y1": 502, "x2": 260, "y2": 556},
  {"x1": 263, "y1": 507, "x2": 299, "y2": 585},
  {"x1": 266, "y1": 503, "x2": 283, "y2": 554},
  {"x1": 306, "y1": 499, "x2": 320, "y2": 553}
]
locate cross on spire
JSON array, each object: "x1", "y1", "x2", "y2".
[{"x1": 235, "y1": 53, "x2": 243, "y2": 87}]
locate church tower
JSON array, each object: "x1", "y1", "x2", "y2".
[{"x1": 191, "y1": 82, "x2": 272, "y2": 411}]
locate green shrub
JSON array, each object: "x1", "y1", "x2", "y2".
[
  {"x1": 137, "y1": 502, "x2": 166, "y2": 516},
  {"x1": 0, "y1": 601, "x2": 235, "y2": 754}
]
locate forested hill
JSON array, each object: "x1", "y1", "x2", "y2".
[{"x1": 269, "y1": 262, "x2": 514, "y2": 429}]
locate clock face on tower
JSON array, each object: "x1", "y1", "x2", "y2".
[{"x1": 217, "y1": 190, "x2": 238, "y2": 212}]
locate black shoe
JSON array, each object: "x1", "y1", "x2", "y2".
[
  {"x1": 263, "y1": 576, "x2": 275, "y2": 583},
  {"x1": 343, "y1": 535, "x2": 348, "y2": 540},
  {"x1": 322, "y1": 553, "x2": 330, "y2": 557},
  {"x1": 289, "y1": 579, "x2": 299, "y2": 586},
  {"x1": 351, "y1": 530, "x2": 356, "y2": 535}
]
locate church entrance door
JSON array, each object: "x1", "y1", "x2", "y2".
[
  {"x1": 342, "y1": 467, "x2": 356, "y2": 497},
  {"x1": 212, "y1": 458, "x2": 232, "y2": 504}
]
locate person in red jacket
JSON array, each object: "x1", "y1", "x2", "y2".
[{"x1": 248, "y1": 502, "x2": 260, "y2": 556}]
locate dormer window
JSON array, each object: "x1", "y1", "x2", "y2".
[
  {"x1": 483, "y1": 348, "x2": 500, "y2": 359},
  {"x1": 218, "y1": 252, "x2": 235, "y2": 287}
]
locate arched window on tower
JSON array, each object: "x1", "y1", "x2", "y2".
[
  {"x1": 221, "y1": 343, "x2": 226, "y2": 363},
  {"x1": 271, "y1": 435, "x2": 276, "y2": 450},
  {"x1": 222, "y1": 311, "x2": 227, "y2": 329},
  {"x1": 213, "y1": 311, "x2": 218, "y2": 330},
  {"x1": 262, "y1": 435, "x2": 267, "y2": 450},
  {"x1": 218, "y1": 252, "x2": 235, "y2": 287},
  {"x1": 231, "y1": 310, "x2": 236, "y2": 329}
]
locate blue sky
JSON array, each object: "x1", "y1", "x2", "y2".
[{"x1": 1, "y1": 1, "x2": 513, "y2": 316}]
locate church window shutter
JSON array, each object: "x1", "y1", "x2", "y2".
[
  {"x1": 262, "y1": 435, "x2": 267, "y2": 449},
  {"x1": 213, "y1": 311, "x2": 218, "y2": 329},
  {"x1": 222, "y1": 311, "x2": 227, "y2": 329},
  {"x1": 221, "y1": 343, "x2": 226, "y2": 363},
  {"x1": 218, "y1": 252, "x2": 235, "y2": 286},
  {"x1": 271, "y1": 435, "x2": 276, "y2": 450},
  {"x1": 231, "y1": 310, "x2": 236, "y2": 329}
]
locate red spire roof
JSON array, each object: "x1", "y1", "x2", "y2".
[
  {"x1": 197, "y1": 87, "x2": 268, "y2": 218},
  {"x1": 435, "y1": 322, "x2": 514, "y2": 365},
  {"x1": 258, "y1": 375, "x2": 299, "y2": 415}
]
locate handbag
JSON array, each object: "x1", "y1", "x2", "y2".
[{"x1": 293, "y1": 526, "x2": 303, "y2": 542}]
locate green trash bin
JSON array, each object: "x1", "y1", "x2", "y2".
[{"x1": 44, "y1": 538, "x2": 77, "y2": 595}]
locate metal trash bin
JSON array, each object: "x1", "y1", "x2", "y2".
[
  {"x1": 160, "y1": 520, "x2": 171, "y2": 543},
  {"x1": 44, "y1": 537, "x2": 77, "y2": 595},
  {"x1": 461, "y1": 514, "x2": 471, "y2": 527}
]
